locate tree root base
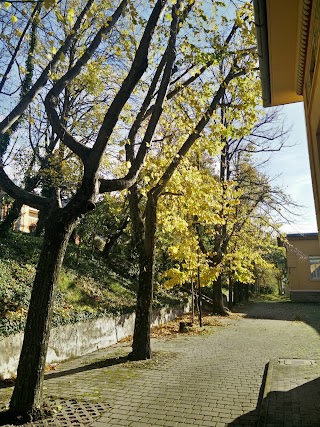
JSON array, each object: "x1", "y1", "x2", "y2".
[
  {"x1": 128, "y1": 351, "x2": 152, "y2": 361},
  {"x1": 0, "y1": 406, "x2": 52, "y2": 426},
  {"x1": 212, "y1": 307, "x2": 230, "y2": 317}
]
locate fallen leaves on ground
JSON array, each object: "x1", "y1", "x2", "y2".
[
  {"x1": 119, "y1": 311, "x2": 243, "y2": 345},
  {"x1": 151, "y1": 311, "x2": 237, "y2": 338}
]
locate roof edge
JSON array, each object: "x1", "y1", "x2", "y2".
[
  {"x1": 253, "y1": 0, "x2": 271, "y2": 107},
  {"x1": 296, "y1": 0, "x2": 312, "y2": 95},
  {"x1": 287, "y1": 233, "x2": 319, "y2": 240}
]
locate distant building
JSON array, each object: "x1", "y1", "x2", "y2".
[
  {"x1": 286, "y1": 233, "x2": 320, "y2": 302},
  {"x1": 0, "y1": 202, "x2": 38, "y2": 233},
  {"x1": 15, "y1": 205, "x2": 39, "y2": 233}
]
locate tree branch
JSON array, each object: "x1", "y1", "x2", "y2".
[
  {"x1": 126, "y1": 0, "x2": 193, "y2": 165},
  {"x1": 0, "y1": 2, "x2": 41, "y2": 94},
  {"x1": 0, "y1": 167, "x2": 50, "y2": 210},
  {"x1": 0, "y1": 0, "x2": 95, "y2": 134},
  {"x1": 151, "y1": 68, "x2": 247, "y2": 199},
  {"x1": 85, "y1": 0, "x2": 167, "y2": 176},
  {"x1": 45, "y1": 1, "x2": 128, "y2": 162},
  {"x1": 44, "y1": 104, "x2": 90, "y2": 160},
  {"x1": 143, "y1": 20, "x2": 241, "y2": 120}
]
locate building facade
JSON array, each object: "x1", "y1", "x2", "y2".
[
  {"x1": 15, "y1": 205, "x2": 39, "y2": 233},
  {"x1": 0, "y1": 203, "x2": 38, "y2": 233},
  {"x1": 286, "y1": 233, "x2": 320, "y2": 301}
]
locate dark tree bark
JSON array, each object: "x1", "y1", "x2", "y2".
[
  {"x1": 129, "y1": 60, "x2": 244, "y2": 359},
  {"x1": 103, "y1": 216, "x2": 129, "y2": 259},
  {"x1": 244, "y1": 284, "x2": 249, "y2": 301},
  {"x1": 9, "y1": 209, "x2": 76, "y2": 419},
  {"x1": 33, "y1": 208, "x2": 46, "y2": 236},
  {"x1": 233, "y1": 281, "x2": 238, "y2": 304},
  {"x1": 6, "y1": 176, "x2": 99, "y2": 419},
  {"x1": 130, "y1": 195, "x2": 157, "y2": 360},
  {"x1": 197, "y1": 265, "x2": 203, "y2": 327},
  {"x1": 239, "y1": 283, "x2": 243, "y2": 302},
  {"x1": 129, "y1": 1, "x2": 182, "y2": 360},
  {"x1": 228, "y1": 278, "x2": 233, "y2": 308},
  {"x1": 233, "y1": 281, "x2": 242, "y2": 305},
  {"x1": 212, "y1": 275, "x2": 228, "y2": 315}
]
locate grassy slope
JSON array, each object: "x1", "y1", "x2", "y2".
[{"x1": 0, "y1": 232, "x2": 186, "y2": 337}]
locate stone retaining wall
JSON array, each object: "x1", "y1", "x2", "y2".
[{"x1": 0, "y1": 303, "x2": 190, "y2": 380}]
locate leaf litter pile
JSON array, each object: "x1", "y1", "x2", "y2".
[
  {"x1": 153, "y1": 311, "x2": 245, "y2": 338},
  {"x1": 118, "y1": 311, "x2": 243, "y2": 345}
]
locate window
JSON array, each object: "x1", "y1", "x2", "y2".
[{"x1": 309, "y1": 256, "x2": 320, "y2": 280}]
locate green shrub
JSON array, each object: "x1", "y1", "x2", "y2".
[{"x1": 0, "y1": 232, "x2": 189, "y2": 337}]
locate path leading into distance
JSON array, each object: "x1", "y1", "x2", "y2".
[{"x1": 0, "y1": 301, "x2": 319, "y2": 426}]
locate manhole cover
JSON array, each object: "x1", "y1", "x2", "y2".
[
  {"x1": 278, "y1": 359, "x2": 317, "y2": 366},
  {"x1": 28, "y1": 398, "x2": 110, "y2": 426}
]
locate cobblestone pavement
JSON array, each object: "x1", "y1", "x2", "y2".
[{"x1": 0, "y1": 301, "x2": 319, "y2": 426}]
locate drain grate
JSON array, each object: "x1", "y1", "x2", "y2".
[{"x1": 28, "y1": 398, "x2": 110, "y2": 426}]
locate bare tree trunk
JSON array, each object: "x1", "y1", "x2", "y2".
[
  {"x1": 191, "y1": 275, "x2": 195, "y2": 323},
  {"x1": 130, "y1": 194, "x2": 157, "y2": 360},
  {"x1": 197, "y1": 265, "x2": 202, "y2": 327},
  {"x1": 233, "y1": 281, "x2": 240, "y2": 304},
  {"x1": 33, "y1": 208, "x2": 47, "y2": 236},
  {"x1": 9, "y1": 209, "x2": 76, "y2": 420},
  {"x1": 239, "y1": 283, "x2": 244, "y2": 302},
  {"x1": 277, "y1": 277, "x2": 282, "y2": 295},
  {"x1": 212, "y1": 275, "x2": 228, "y2": 315},
  {"x1": 244, "y1": 284, "x2": 249, "y2": 301},
  {"x1": 103, "y1": 216, "x2": 129, "y2": 259},
  {"x1": 228, "y1": 278, "x2": 233, "y2": 309}
]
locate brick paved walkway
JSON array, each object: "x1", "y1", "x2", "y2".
[{"x1": 0, "y1": 301, "x2": 319, "y2": 426}]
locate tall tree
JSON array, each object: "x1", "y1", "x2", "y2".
[
  {"x1": 127, "y1": 1, "x2": 259, "y2": 359},
  {"x1": 205, "y1": 106, "x2": 291, "y2": 313}
]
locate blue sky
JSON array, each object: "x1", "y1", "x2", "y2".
[
  {"x1": 220, "y1": 1, "x2": 317, "y2": 234},
  {"x1": 262, "y1": 102, "x2": 318, "y2": 234}
]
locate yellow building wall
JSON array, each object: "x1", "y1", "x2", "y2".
[
  {"x1": 303, "y1": 1, "x2": 320, "y2": 231},
  {"x1": 15, "y1": 205, "x2": 39, "y2": 233},
  {"x1": 287, "y1": 237, "x2": 320, "y2": 295},
  {"x1": 267, "y1": 0, "x2": 303, "y2": 105}
]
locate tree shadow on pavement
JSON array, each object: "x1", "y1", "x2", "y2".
[
  {"x1": 0, "y1": 355, "x2": 129, "y2": 389},
  {"x1": 0, "y1": 379, "x2": 15, "y2": 389},
  {"x1": 233, "y1": 301, "x2": 320, "y2": 335},
  {"x1": 227, "y1": 362, "x2": 269, "y2": 426},
  {"x1": 44, "y1": 355, "x2": 129, "y2": 380},
  {"x1": 228, "y1": 409, "x2": 258, "y2": 426}
]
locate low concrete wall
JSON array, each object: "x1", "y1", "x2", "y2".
[{"x1": 0, "y1": 303, "x2": 190, "y2": 380}]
